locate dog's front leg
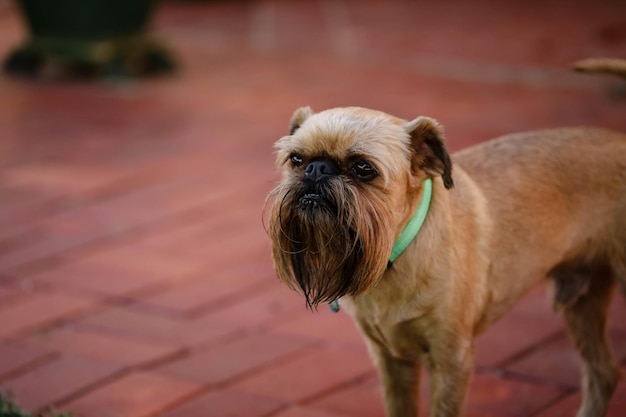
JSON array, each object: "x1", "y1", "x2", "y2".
[
  {"x1": 356, "y1": 319, "x2": 422, "y2": 417},
  {"x1": 427, "y1": 337, "x2": 474, "y2": 417},
  {"x1": 375, "y1": 348, "x2": 421, "y2": 417}
]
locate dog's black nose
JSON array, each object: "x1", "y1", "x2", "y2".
[{"x1": 304, "y1": 160, "x2": 337, "y2": 183}]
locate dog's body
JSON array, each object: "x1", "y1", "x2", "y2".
[{"x1": 268, "y1": 107, "x2": 626, "y2": 417}]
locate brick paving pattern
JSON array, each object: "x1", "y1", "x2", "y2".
[{"x1": 0, "y1": 0, "x2": 625, "y2": 416}]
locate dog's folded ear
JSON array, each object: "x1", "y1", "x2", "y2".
[
  {"x1": 405, "y1": 116, "x2": 454, "y2": 189},
  {"x1": 289, "y1": 106, "x2": 314, "y2": 135}
]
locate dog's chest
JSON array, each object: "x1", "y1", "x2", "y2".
[{"x1": 343, "y1": 298, "x2": 434, "y2": 361}]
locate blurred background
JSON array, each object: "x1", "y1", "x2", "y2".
[{"x1": 0, "y1": 0, "x2": 625, "y2": 416}]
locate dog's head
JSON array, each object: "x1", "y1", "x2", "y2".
[{"x1": 267, "y1": 107, "x2": 453, "y2": 307}]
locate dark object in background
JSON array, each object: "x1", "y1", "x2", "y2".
[
  {"x1": 0, "y1": 392, "x2": 71, "y2": 417},
  {"x1": 4, "y1": 0, "x2": 176, "y2": 78}
]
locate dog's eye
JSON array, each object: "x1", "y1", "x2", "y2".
[
  {"x1": 289, "y1": 153, "x2": 304, "y2": 167},
  {"x1": 352, "y1": 160, "x2": 377, "y2": 180}
]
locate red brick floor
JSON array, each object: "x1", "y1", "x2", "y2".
[{"x1": 0, "y1": 1, "x2": 626, "y2": 416}]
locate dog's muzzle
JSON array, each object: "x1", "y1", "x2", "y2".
[
  {"x1": 297, "y1": 159, "x2": 338, "y2": 212},
  {"x1": 298, "y1": 188, "x2": 337, "y2": 212},
  {"x1": 299, "y1": 192, "x2": 323, "y2": 207}
]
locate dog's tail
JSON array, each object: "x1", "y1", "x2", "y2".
[{"x1": 572, "y1": 58, "x2": 626, "y2": 80}]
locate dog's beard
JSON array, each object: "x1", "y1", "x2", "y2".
[{"x1": 268, "y1": 177, "x2": 394, "y2": 308}]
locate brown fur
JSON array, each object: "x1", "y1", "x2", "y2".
[
  {"x1": 573, "y1": 58, "x2": 626, "y2": 80},
  {"x1": 267, "y1": 106, "x2": 626, "y2": 417}
]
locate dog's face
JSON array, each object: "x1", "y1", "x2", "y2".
[{"x1": 267, "y1": 107, "x2": 453, "y2": 307}]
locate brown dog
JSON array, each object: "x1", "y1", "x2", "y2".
[{"x1": 267, "y1": 106, "x2": 626, "y2": 417}]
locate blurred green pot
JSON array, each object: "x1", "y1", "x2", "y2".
[{"x1": 4, "y1": 0, "x2": 176, "y2": 78}]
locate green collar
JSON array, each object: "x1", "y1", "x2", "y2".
[
  {"x1": 388, "y1": 177, "x2": 433, "y2": 264},
  {"x1": 328, "y1": 178, "x2": 433, "y2": 313}
]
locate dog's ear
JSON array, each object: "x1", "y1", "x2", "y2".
[
  {"x1": 289, "y1": 106, "x2": 313, "y2": 135},
  {"x1": 405, "y1": 116, "x2": 454, "y2": 189}
]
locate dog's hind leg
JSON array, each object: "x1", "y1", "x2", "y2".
[
  {"x1": 612, "y1": 255, "x2": 626, "y2": 302},
  {"x1": 554, "y1": 263, "x2": 621, "y2": 417}
]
